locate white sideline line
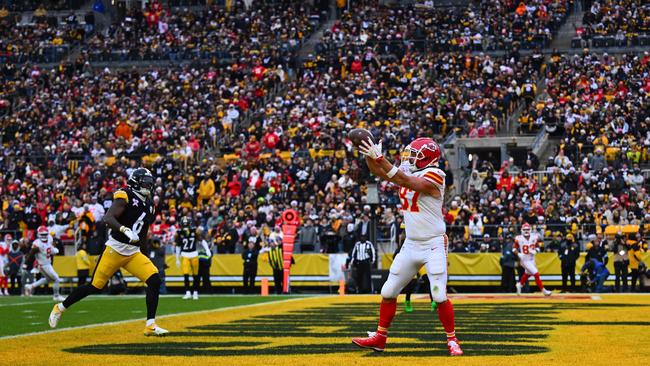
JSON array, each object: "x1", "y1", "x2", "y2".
[
  {"x1": 0, "y1": 296, "x2": 318, "y2": 341},
  {"x1": 0, "y1": 294, "x2": 280, "y2": 307}
]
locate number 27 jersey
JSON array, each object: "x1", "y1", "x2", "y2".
[
  {"x1": 399, "y1": 167, "x2": 446, "y2": 240},
  {"x1": 109, "y1": 188, "x2": 155, "y2": 247}
]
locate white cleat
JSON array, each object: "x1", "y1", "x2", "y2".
[
  {"x1": 515, "y1": 282, "x2": 522, "y2": 295},
  {"x1": 192, "y1": 291, "x2": 199, "y2": 300},
  {"x1": 24, "y1": 284, "x2": 33, "y2": 297},
  {"x1": 182, "y1": 291, "x2": 192, "y2": 300},
  {"x1": 49, "y1": 304, "x2": 64, "y2": 328},
  {"x1": 144, "y1": 323, "x2": 169, "y2": 337},
  {"x1": 543, "y1": 289, "x2": 552, "y2": 296}
]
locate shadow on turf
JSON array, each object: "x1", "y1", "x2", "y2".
[{"x1": 64, "y1": 302, "x2": 650, "y2": 357}]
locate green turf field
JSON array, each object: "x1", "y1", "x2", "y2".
[{"x1": 0, "y1": 295, "x2": 297, "y2": 338}]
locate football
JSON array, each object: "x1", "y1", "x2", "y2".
[{"x1": 348, "y1": 128, "x2": 374, "y2": 148}]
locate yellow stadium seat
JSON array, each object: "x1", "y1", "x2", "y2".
[
  {"x1": 604, "y1": 225, "x2": 623, "y2": 237},
  {"x1": 279, "y1": 151, "x2": 292, "y2": 160},
  {"x1": 622, "y1": 225, "x2": 640, "y2": 235},
  {"x1": 223, "y1": 153, "x2": 239, "y2": 162},
  {"x1": 104, "y1": 156, "x2": 116, "y2": 166},
  {"x1": 335, "y1": 150, "x2": 346, "y2": 158}
]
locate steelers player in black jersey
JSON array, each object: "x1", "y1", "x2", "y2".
[
  {"x1": 48, "y1": 168, "x2": 168, "y2": 336},
  {"x1": 175, "y1": 217, "x2": 210, "y2": 300}
]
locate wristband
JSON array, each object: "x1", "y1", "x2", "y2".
[{"x1": 386, "y1": 165, "x2": 399, "y2": 178}]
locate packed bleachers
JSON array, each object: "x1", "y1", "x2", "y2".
[
  {"x1": 84, "y1": 1, "x2": 318, "y2": 63},
  {"x1": 572, "y1": 0, "x2": 650, "y2": 48},
  {"x1": 0, "y1": 8, "x2": 91, "y2": 63},
  {"x1": 1, "y1": 1, "x2": 649, "y2": 267},
  {"x1": 318, "y1": 0, "x2": 572, "y2": 56}
]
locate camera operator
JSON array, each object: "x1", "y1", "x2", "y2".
[{"x1": 559, "y1": 234, "x2": 579, "y2": 292}]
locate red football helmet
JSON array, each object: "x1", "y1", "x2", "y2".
[
  {"x1": 521, "y1": 223, "x2": 531, "y2": 236},
  {"x1": 402, "y1": 137, "x2": 441, "y2": 172},
  {"x1": 37, "y1": 226, "x2": 49, "y2": 241}
]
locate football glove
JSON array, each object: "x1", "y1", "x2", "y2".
[
  {"x1": 359, "y1": 139, "x2": 383, "y2": 161},
  {"x1": 120, "y1": 226, "x2": 139, "y2": 243}
]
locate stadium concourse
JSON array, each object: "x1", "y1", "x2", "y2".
[{"x1": 0, "y1": 0, "x2": 649, "y2": 300}]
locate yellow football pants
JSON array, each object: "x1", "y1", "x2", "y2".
[
  {"x1": 181, "y1": 257, "x2": 199, "y2": 276},
  {"x1": 91, "y1": 247, "x2": 158, "y2": 288}
]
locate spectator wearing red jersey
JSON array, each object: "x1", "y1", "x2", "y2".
[
  {"x1": 262, "y1": 128, "x2": 280, "y2": 151},
  {"x1": 245, "y1": 135, "x2": 262, "y2": 160}
]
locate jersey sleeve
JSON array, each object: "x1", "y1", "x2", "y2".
[
  {"x1": 420, "y1": 168, "x2": 446, "y2": 189},
  {"x1": 113, "y1": 190, "x2": 129, "y2": 202}
]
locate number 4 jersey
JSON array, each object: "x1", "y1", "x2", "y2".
[
  {"x1": 107, "y1": 188, "x2": 155, "y2": 256},
  {"x1": 399, "y1": 167, "x2": 446, "y2": 241}
]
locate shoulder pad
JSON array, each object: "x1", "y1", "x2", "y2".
[{"x1": 113, "y1": 190, "x2": 129, "y2": 202}]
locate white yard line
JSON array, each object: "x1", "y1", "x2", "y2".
[{"x1": 0, "y1": 296, "x2": 316, "y2": 341}]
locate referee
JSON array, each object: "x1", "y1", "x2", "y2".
[
  {"x1": 267, "y1": 238, "x2": 285, "y2": 294},
  {"x1": 346, "y1": 235, "x2": 376, "y2": 294}
]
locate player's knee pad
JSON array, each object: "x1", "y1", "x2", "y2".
[
  {"x1": 146, "y1": 274, "x2": 161, "y2": 290},
  {"x1": 428, "y1": 274, "x2": 448, "y2": 303}
]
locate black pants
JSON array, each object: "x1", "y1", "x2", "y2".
[
  {"x1": 501, "y1": 266, "x2": 516, "y2": 292},
  {"x1": 78, "y1": 269, "x2": 89, "y2": 287},
  {"x1": 272, "y1": 269, "x2": 284, "y2": 294},
  {"x1": 614, "y1": 261, "x2": 628, "y2": 292},
  {"x1": 9, "y1": 273, "x2": 21, "y2": 295},
  {"x1": 243, "y1": 265, "x2": 257, "y2": 294},
  {"x1": 355, "y1": 260, "x2": 372, "y2": 294},
  {"x1": 561, "y1": 265, "x2": 576, "y2": 292},
  {"x1": 630, "y1": 268, "x2": 639, "y2": 292},
  {"x1": 198, "y1": 261, "x2": 211, "y2": 294}
]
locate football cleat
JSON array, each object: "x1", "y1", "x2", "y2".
[
  {"x1": 352, "y1": 331, "x2": 386, "y2": 352},
  {"x1": 182, "y1": 291, "x2": 192, "y2": 300},
  {"x1": 515, "y1": 282, "x2": 522, "y2": 295},
  {"x1": 447, "y1": 338, "x2": 464, "y2": 356},
  {"x1": 144, "y1": 323, "x2": 169, "y2": 337},
  {"x1": 404, "y1": 300, "x2": 413, "y2": 313},
  {"x1": 24, "y1": 284, "x2": 32, "y2": 296},
  {"x1": 543, "y1": 289, "x2": 552, "y2": 296},
  {"x1": 49, "y1": 304, "x2": 64, "y2": 328},
  {"x1": 192, "y1": 291, "x2": 199, "y2": 300}
]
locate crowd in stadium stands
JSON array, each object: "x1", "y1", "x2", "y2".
[
  {"x1": 83, "y1": 1, "x2": 317, "y2": 63},
  {"x1": 0, "y1": 0, "x2": 84, "y2": 12},
  {"x1": 319, "y1": 0, "x2": 572, "y2": 55},
  {"x1": 575, "y1": 0, "x2": 650, "y2": 47},
  {"x1": 0, "y1": 1, "x2": 649, "y2": 277},
  {"x1": 0, "y1": 7, "x2": 92, "y2": 63}
]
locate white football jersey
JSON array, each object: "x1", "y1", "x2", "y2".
[
  {"x1": 33, "y1": 238, "x2": 55, "y2": 265},
  {"x1": 514, "y1": 233, "x2": 540, "y2": 260},
  {"x1": 399, "y1": 167, "x2": 446, "y2": 240}
]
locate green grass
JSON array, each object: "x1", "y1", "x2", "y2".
[{"x1": 0, "y1": 295, "x2": 298, "y2": 338}]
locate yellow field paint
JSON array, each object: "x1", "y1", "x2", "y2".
[{"x1": 1, "y1": 294, "x2": 649, "y2": 366}]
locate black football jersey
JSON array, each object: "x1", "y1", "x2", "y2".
[
  {"x1": 177, "y1": 228, "x2": 198, "y2": 253},
  {"x1": 109, "y1": 188, "x2": 155, "y2": 246}
]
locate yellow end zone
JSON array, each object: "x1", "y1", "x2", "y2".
[{"x1": 1, "y1": 294, "x2": 649, "y2": 366}]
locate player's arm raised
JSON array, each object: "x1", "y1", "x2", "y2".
[{"x1": 362, "y1": 140, "x2": 441, "y2": 198}]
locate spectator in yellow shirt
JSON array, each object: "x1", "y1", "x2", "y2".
[
  {"x1": 76, "y1": 243, "x2": 90, "y2": 287},
  {"x1": 197, "y1": 174, "x2": 215, "y2": 207}
]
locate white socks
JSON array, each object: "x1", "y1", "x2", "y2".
[
  {"x1": 57, "y1": 303, "x2": 66, "y2": 311},
  {"x1": 146, "y1": 319, "x2": 156, "y2": 327}
]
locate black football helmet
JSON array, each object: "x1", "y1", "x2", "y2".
[
  {"x1": 127, "y1": 168, "x2": 155, "y2": 197},
  {"x1": 180, "y1": 216, "x2": 193, "y2": 229}
]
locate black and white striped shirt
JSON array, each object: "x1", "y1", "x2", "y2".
[{"x1": 348, "y1": 240, "x2": 376, "y2": 264}]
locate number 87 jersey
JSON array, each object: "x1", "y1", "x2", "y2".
[
  {"x1": 399, "y1": 167, "x2": 446, "y2": 241},
  {"x1": 109, "y1": 188, "x2": 155, "y2": 247}
]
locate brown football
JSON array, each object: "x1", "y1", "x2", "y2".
[{"x1": 348, "y1": 128, "x2": 374, "y2": 148}]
